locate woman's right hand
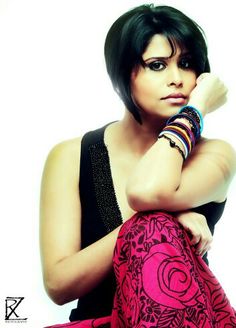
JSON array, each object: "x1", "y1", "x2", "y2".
[
  {"x1": 188, "y1": 73, "x2": 228, "y2": 116},
  {"x1": 175, "y1": 211, "x2": 213, "y2": 257}
]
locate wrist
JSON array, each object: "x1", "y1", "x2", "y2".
[
  {"x1": 178, "y1": 105, "x2": 204, "y2": 135},
  {"x1": 187, "y1": 101, "x2": 207, "y2": 117},
  {"x1": 172, "y1": 117, "x2": 192, "y2": 130}
]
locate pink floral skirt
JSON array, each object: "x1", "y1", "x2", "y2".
[{"x1": 45, "y1": 211, "x2": 236, "y2": 328}]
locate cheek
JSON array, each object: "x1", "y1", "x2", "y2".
[
  {"x1": 131, "y1": 72, "x2": 160, "y2": 101},
  {"x1": 133, "y1": 81, "x2": 152, "y2": 96},
  {"x1": 131, "y1": 80, "x2": 156, "y2": 108},
  {"x1": 187, "y1": 73, "x2": 197, "y2": 90}
]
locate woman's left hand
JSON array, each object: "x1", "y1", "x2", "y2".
[
  {"x1": 188, "y1": 73, "x2": 228, "y2": 116},
  {"x1": 175, "y1": 211, "x2": 213, "y2": 257}
]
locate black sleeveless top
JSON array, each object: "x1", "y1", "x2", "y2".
[{"x1": 69, "y1": 123, "x2": 226, "y2": 321}]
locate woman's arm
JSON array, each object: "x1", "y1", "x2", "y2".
[
  {"x1": 40, "y1": 139, "x2": 121, "y2": 305},
  {"x1": 126, "y1": 138, "x2": 236, "y2": 212},
  {"x1": 126, "y1": 74, "x2": 236, "y2": 212}
]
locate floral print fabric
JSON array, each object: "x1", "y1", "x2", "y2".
[
  {"x1": 111, "y1": 211, "x2": 236, "y2": 327},
  {"x1": 45, "y1": 211, "x2": 236, "y2": 328}
]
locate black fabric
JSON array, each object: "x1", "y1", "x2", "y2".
[
  {"x1": 70, "y1": 124, "x2": 122, "y2": 321},
  {"x1": 70, "y1": 123, "x2": 226, "y2": 321}
]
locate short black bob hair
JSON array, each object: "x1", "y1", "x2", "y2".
[{"x1": 104, "y1": 4, "x2": 210, "y2": 124}]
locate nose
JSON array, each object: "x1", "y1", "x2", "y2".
[{"x1": 167, "y1": 67, "x2": 183, "y2": 88}]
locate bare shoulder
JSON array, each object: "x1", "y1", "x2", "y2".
[
  {"x1": 46, "y1": 137, "x2": 82, "y2": 164},
  {"x1": 42, "y1": 136, "x2": 83, "y2": 182}
]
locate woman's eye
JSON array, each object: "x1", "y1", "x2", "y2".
[
  {"x1": 179, "y1": 58, "x2": 193, "y2": 69},
  {"x1": 147, "y1": 61, "x2": 166, "y2": 71}
]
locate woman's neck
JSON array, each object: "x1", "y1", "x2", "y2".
[{"x1": 107, "y1": 111, "x2": 166, "y2": 156}]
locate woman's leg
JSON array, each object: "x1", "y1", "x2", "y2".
[
  {"x1": 44, "y1": 316, "x2": 111, "y2": 328},
  {"x1": 111, "y1": 211, "x2": 236, "y2": 328}
]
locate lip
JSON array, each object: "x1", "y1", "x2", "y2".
[
  {"x1": 161, "y1": 93, "x2": 187, "y2": 105},
  {"x1": 161, "y1": 93, "x2": 187, "y2": 100}
]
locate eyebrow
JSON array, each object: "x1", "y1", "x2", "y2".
[
  {"x1": 143, "y1": 52, "x2": 191, "y2": 63},
  {"x1": 144, "y1": 56, "x2": 170, "y2": 63}
]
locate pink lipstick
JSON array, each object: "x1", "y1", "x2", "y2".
[{"x1": 161, "y1": 93, "x2": 187, "y2": 105}]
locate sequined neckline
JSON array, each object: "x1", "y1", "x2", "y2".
[
  {"x1": 102, "y1": 125, "x2": 124, "y2": 223},
  {"x1": 104, "y1": 152, "x2": 124, "y2": 225},
  {"x1": 88, "y1": 124, "x2": 123, "y2": 233}
]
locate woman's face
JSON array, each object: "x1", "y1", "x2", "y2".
[{"x1": 131, "y1": 34, "x2": 197, "y2": 121}]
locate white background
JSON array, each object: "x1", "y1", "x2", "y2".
[{"x1": 0, "y1": 0, "x2": 236, "y2": 327}]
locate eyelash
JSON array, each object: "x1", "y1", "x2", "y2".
[
  {"x1": 179, "y1": 58, "x2": 193, "y2": 69},
  {"x1": 146, "y1": 58, "x2": 193, "y2": 71},
  {"x1": 147, "y1": 61, "x2": 166, "y2": 71}
]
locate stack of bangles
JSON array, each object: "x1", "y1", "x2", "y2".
[{"x1": 158, "y1": 105, "x2": 204, "y2": 161}]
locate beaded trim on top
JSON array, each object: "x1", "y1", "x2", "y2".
[{"x1": 89, "y1": 141, "x2": 123, "y2": 233}]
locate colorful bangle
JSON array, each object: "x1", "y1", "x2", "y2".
[
  {"x1": 163, "y1": 125, "x2": 192, "y2": 152},
  {"x1": 166, "y1": 121, "x2": 196, "y2": 148},
  {"x1": 179, "y1": 105, "x2": 204, "y2": 133},
  {"x1": 159, "y1": 130, "x2": 189, "y2": 159},
  {"x1": 158, "y1": 134, "x2": 186, "y2": 161},
  {"x1": 166, "y1": 113, "x2": 201, "y2": 140}
]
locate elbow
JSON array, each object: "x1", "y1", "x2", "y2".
[
  {"x1": 43, "y1": 271, "x2": 71, "y2": 306},
  {"x1": 126, "y1": 185, "x2": 174, "y2": 212}
]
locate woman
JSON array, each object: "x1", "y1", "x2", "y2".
[{"x1": 40, "y1": 4, "x2": 236, "y2": 327}]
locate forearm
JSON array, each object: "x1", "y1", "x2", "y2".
[
  {"x1": 44, "y1": 225, "x2": 121, "y2": 305},
  {"x1": 126, "y1": 134, "x2": 184, "y2": 211},
  {"x1": 126, "y1": 104, "x2": 206, "y2": 212}
]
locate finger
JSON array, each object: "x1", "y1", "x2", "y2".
[
  {"x1": 197, "y1": 245, "x2": 211, "y2": 257},
  {"x1": 200, "y1": 244, "x2": 212, "y2": 257},
  {"x1": 190, "y1": 234, "x2": 201, "y2": 245},
  {"x1": 196, "y1": 72, "x2": 209, "y2": 83},
  {"x1": 195, "y1": 239, "x2": 212, "y2": 256}
]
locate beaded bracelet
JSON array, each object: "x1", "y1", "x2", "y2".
[
  {"x1": 161, "y1": 127, "x2": 191, "y2": 154},
  {"x1": 166, "y1": 113, "x2": 201, "y2": 140},
  {"x1": 166, "y1": 121, "x2": 196, "y2": 148},
  {"x1": 163, "y1": 124, "x2": 192, "y2": 152},
  {"x1": 159, "y1": 130, "x2": 189, "y2": 159},
  {"x1": 178, "y1": 105, "x2": 204, "y2": 133},
  {"x1": 158, "y1": 134, "x2": 186, "y2": 161}
]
